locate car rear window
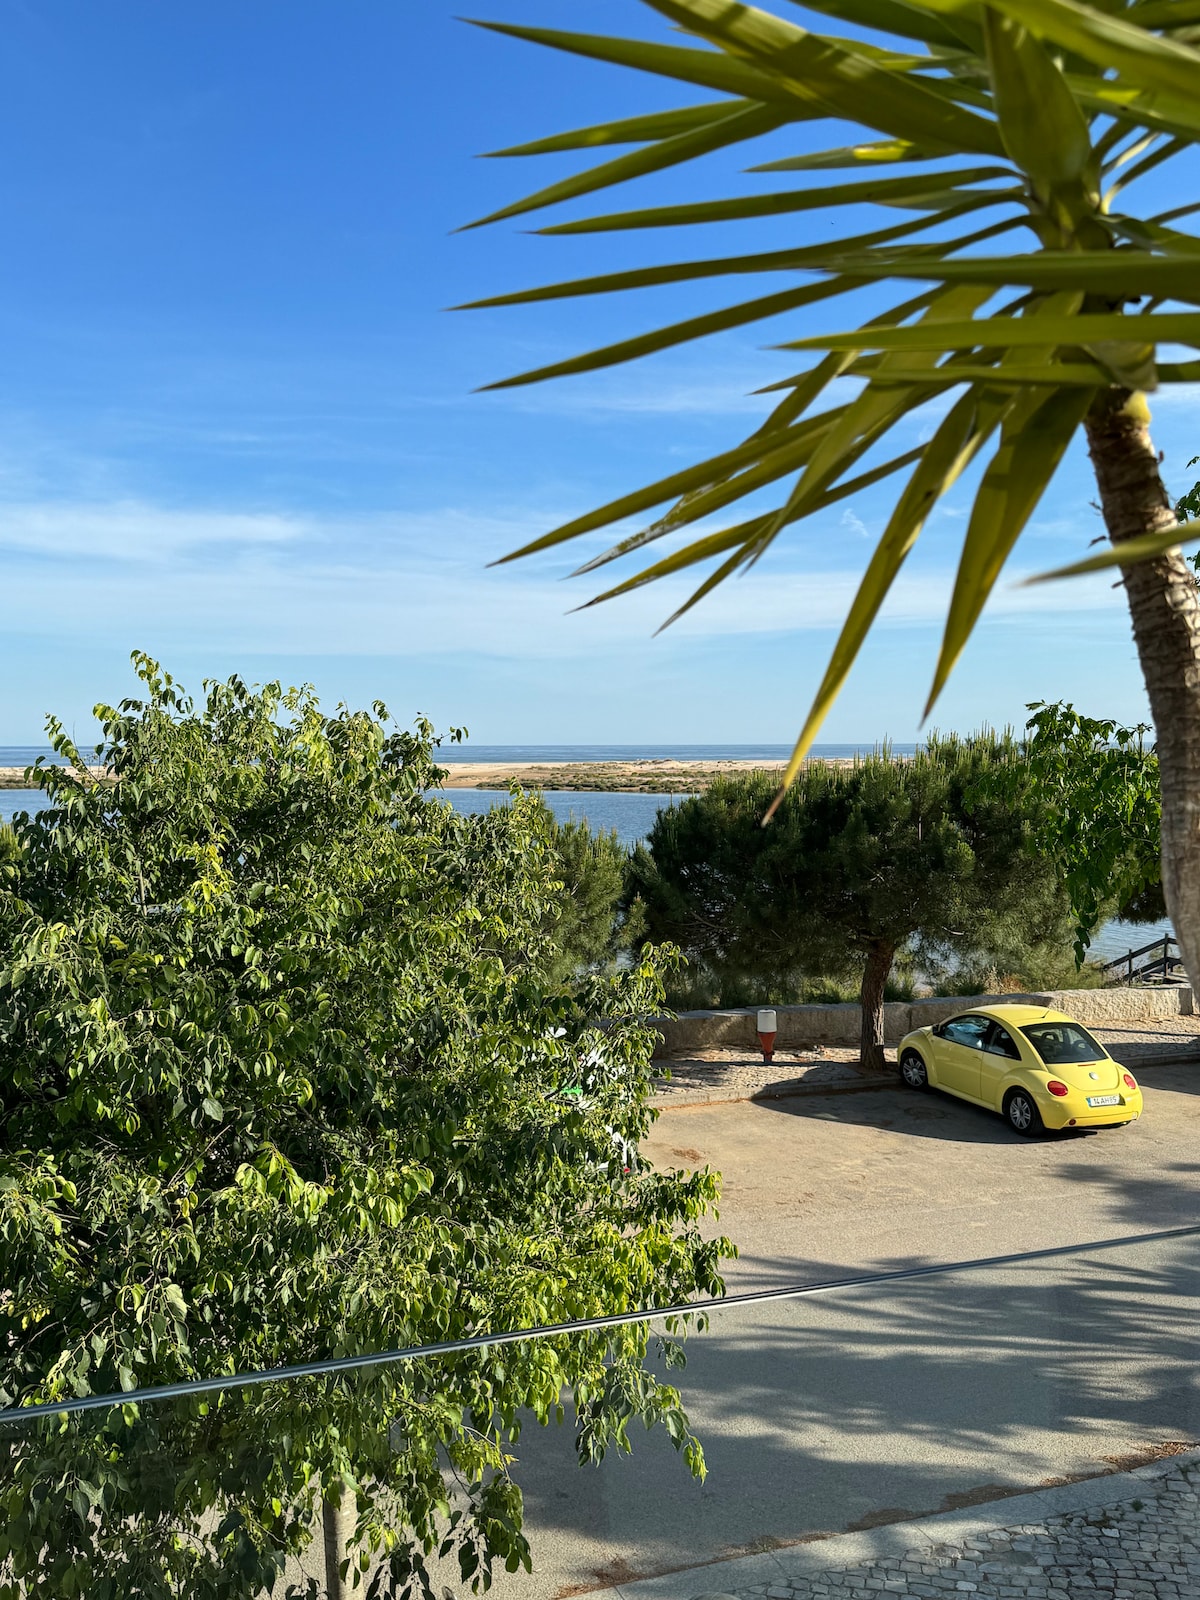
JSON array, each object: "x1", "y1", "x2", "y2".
[{"x1": 1019, "y1": 1021, "x2": 1107, "y2": 1065}]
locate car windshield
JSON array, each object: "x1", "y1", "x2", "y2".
[{"x1": 1020, "y1": 1021, "x2": 1107, "y2": 1066}]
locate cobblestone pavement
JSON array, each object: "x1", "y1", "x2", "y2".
[
  {"x1": 1096, "y1": 1015, "x2": 1200, "y2": 1066},
  {"x1": 728, "y1": 1460, "x2": 1200, "y2": 1600}
]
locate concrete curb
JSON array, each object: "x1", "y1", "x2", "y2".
[
  {"x1": 607, "y1": 1449, "x2": 1200, "y2": 1600},
  {"x1": 652, "y1": 1072, "x2": 896, "y2": 1111}
]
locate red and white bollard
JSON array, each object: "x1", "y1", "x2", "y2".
[{"x1": 756, "y1": 1008, "x2": 777, "y2": 1064}]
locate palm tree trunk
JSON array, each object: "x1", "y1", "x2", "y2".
[
  {"x1": 859, "y1": 939, "x2": 895, "y2": 1074},
  {"x1": 1084, "y1": 390, "x2": 1200, "y2": 990}
]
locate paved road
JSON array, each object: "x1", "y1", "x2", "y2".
[{"x1": 475, "y1": 1061, "x2": 1200, "y2": 1600}]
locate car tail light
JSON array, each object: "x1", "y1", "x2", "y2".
[
  {"x1": 1123, "y1": 1073, "x2": 1137, "y2": 1090},
  {"x1": 1047, "y1": 1080, "x2": 1070, "y2": 1097}
]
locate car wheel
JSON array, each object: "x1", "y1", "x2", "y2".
[
  {"x1": 1005, "y1": 1088, "x2": 1043, "y2": 1137},
  {"x1": 900, "y1": 1050, "x2": 929, "y2": 1090}
]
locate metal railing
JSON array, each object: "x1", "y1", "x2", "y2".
[{"x1": 1101, "y1": 932, "x2": 1185, "y2": 986}]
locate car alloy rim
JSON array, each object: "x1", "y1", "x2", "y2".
[
  {"x1": 902, "y1": 1056, "x2": 923, "y2": 1085},
  {"x1": 1011, "y1": 1097, "x2": 1031, "y2": 1129}
]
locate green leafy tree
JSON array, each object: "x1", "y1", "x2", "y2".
[
  {"x1": 1017, "y1": 700, "x2": 1161, "y2": 958},
  {"x1": 465, "y1": 0, "x2": 1200, "y2": 1004},
  {"x1": 1178, "y1": 457, "x2": 1200, "y2": 525},
  {"x1": 537, "y1": 807, "x2": 645, "y2": 984},
  {"x1": 630, "y1": 736, "x2": 1052, "y2": 1071},
  {"x1": 0, "y1": 656, "x2": 729, "y2": 1600}
]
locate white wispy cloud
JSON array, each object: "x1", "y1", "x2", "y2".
[
  {"x1": 0, "y1": 494, "x2": 1127, "y2": 660},
  {"x1": 0, "y1": 500, "x2": 303, "y2": 560},
  {"x1": 840, "y1": 508, "x2": 869, "y2": 539}
]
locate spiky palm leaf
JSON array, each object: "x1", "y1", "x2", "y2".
[{"x1": 463, "y1": 0, "x2": 1200, "y2": 799}]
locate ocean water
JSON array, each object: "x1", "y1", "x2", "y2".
[
  {"x1": 433, "y1": 743, "x2": 918, "y2": 763},
  {"x1": 0, "y1": 783, "x2": 1169, "y2": 968},
  {"x1": 0, "y1": 786, "x2": 680, "y2": 849},
  {"x1": 0, "y1": 743, "x2": 915, "y2": 767}
]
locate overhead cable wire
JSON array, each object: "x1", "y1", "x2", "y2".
[{"x1": 4, "y1": 1222, "x2": 1198, "y2": 1427}]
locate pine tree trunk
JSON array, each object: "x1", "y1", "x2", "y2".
[
  {"x1": 1084, "y1": 391, "x2": 1200, "y2": 991},
  {"x1": 859, "y1": 940, "x2": 895, "y2": 1074}
]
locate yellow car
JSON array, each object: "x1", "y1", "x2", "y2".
[{"x1": 897, "y1": 1004, "x2": 1143, "y2": 1136}]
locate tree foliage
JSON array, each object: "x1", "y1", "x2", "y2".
[
  {"x1": 537, "y1": 807, "x2": 644, "y2": 985},
  {"x1": 629, "y1": 736, "x2": 1058, "y2": 1070},
  {"x1": 1178, "y1": 456, "x2": 1200, "y2": 525},
  {"x1": 467, "y1": 0, "x2": 1200, "y2": 785},
  {"x1": 1016, "y1": 700, "x2": 1161, "y2": 958},
  {"x1": 0, "y1": 656, "x2": 729, "y2": 1600}
]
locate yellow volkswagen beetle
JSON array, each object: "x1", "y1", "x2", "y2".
[{"x1": 897, "y1": 1004, "x2": 1143, "y2": 1136}]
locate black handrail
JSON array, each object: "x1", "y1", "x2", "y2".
[{"x1": 1100, "y1": 932, "x2": 1183, "y2": 986}]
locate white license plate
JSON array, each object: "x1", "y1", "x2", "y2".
[{"x1": 1087, "y1": 1094, "x2": 1120, "y2": 1107}]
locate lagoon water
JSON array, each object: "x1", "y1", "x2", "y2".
[
  {"x1": 0, "y1": 780, "x2": 1169, "y2": 969},
  {"x1": 0, "y1": 742, "x2": 917, "y2": 768}
]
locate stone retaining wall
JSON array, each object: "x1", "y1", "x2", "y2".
[{"x1": 651, "y1": 984, "x2": 1194, "y2": 1057}]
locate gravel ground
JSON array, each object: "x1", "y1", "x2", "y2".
[{"x1": 653, "y1": 1020, "x2": 1200, "y2": 1109}]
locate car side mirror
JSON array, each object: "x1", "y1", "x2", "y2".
[{"x1": 932, "y1": 1022, "x2": 945, "y2": 1038}]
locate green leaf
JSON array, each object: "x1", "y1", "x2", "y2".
[
  {"x1": 768, "y1": 383, "x2": 1013, "y2": 806},
  {"x1": 749, "y1": 137, "x2": 936, "y2": 172},
  {"x1": 798, "y1": 0, "x2": 981, "y2": 50},
  {"x1": 926, "y1": 384, "x2": 1095, "y2": 716},
  {"x1": 767, "y1": 282, "x2": 996, "y2": 543},
  {"x1": 781, "y1": 309, "x2": 1200, "y2": 352},
  {"x1": 586, "y1": 443, "x2": 925, "y2": 608},
  {"x1": 827, "y1": 249, "x2": 1200, "y2": 305},
  {"x1": 459, "y1": 201, "x2": 1001, "y2": 308},
  {"x1": 482, "y1": 99, "x2": 752, "y2": 157},
  {"x1": 163, "y1": 1283, "x2": 188, "y2": 1319},
  {"x1": 1128, "y1": 0, "x2": 1200, "y2": 26},
  {"x1": 1070, "y1": 76, "x2": 1200, "y2": 146},
  {"x1": 497, "y1": 408, "x2": 843, "y2": 562},
  {"x1": 479, "y1": 276, "x2": 861, "y2": 393},
  {"x1": 463, "y1": 102, "x2": 787, "y2": 229},
  {"x1": 464, "y1": 19, "x2": 823, "y2": 107},
  {"x1": 1025, "y1": 518, "x2": 1200, "y2": 582},
  {"x1": 642, "y1": 0, "x2": 1007, "y2": 156},
  {"x1": 605, "y1": 405, "x2": 848, "y2": 543},
  {"x1": 850, "y1": 358, "x2": 1110, "y2": 386},
  {"x1": 572, "y1": 337, "x2": 927, "y2": 577},
  {"x1": 941, "y1": 0, "x2": 1200, "y2": 103},
  {"x1": 981, "y1": 5, "x2": 1095, "y2": 191},
  {"x1": 535, "y1": 166, "x2": 1015, "y2": 235}
]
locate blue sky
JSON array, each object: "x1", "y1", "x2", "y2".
[{"x1": 0, "y1": 0, "x2": 1195, "y2": 746}]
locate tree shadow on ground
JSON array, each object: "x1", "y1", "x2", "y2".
[{"x1": 486, "y1": 1229, "x2": 1200, "y2": 1599}]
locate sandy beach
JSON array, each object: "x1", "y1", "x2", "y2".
[
  {"x1": 435, "y1": 757, "x2": 853, "y2": 792},
  {"x1": 0, "y1": 757, "x2": 864, "y2": 794},
  {"x1": 0, "y1": 766, "x2": 112, "y2": 790}
]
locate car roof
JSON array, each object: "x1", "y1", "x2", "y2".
[{"x1": 960, "y1": 1004, "x2": 1075, "y2": 1025}]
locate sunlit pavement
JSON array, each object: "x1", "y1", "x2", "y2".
[
  {"x1": 694, "y1": 1452, "x2": 1200, "y2": 1600},
  {"x1": 474, "y1": 1064, "x2": 1200, "y2": 1600}
]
